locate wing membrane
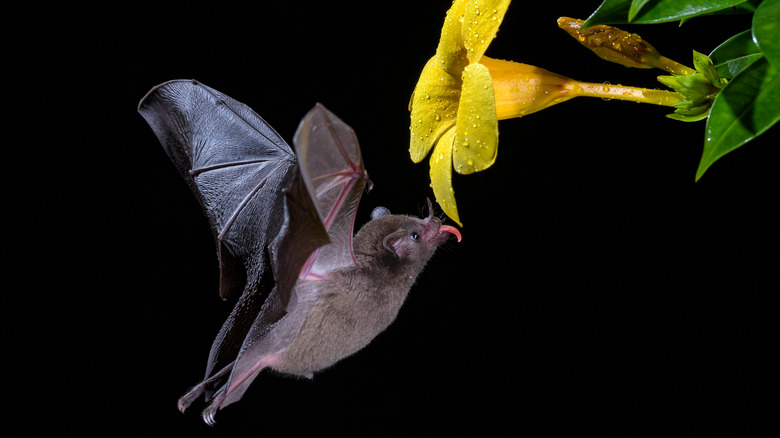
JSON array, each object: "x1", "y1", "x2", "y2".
[
  {"x1": 138, "y1": 79, "x2": 296, "y2": 300},
  {"x1": 291, "y1": 104, "x2": 371, "y2": 278}
]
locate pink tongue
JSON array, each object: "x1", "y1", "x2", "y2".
[{"x1": 438, "y1": 225, "x2": 462, "y2": 242}]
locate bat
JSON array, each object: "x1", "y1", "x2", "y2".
[{"x1": 138, "y1": 80, "x2": 461, "y2": 425}]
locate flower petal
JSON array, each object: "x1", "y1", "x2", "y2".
[
  {"x1": 453, "y1": 62, "x2": 498, "y2": 175},
  {"x1": 435, "y1": 0, "x2": 469, "y2": 76},
  {"x1": 430, "y1": 127, "x2": 462, "y2": 226},
  {"x1": 462, "y1": 0, "x2": 511, "y2": 64},
  {"x1": 410, "y1": 57, "x2": 461, "y2": 163}
]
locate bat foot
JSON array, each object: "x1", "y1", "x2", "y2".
[
  {"x1": 201, "y1": 392, "x2": 225, "y2": 426},
  {"x1": 177, "y1": 385, "x2": 203, "y2": 413}
]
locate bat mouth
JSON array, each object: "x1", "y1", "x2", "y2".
[{"x1": 438, "y1": 225, "x2": 462, "y2": 242}]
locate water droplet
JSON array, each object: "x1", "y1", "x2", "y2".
[
  {"x1": 434, "y1": 114, "x2": 441, "y2": 121},
  {"x1": 467, "y1": 158, "x2": 474, "y2": 166}
]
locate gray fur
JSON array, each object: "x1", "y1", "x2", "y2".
[{"x1": 269, "y1": 213, "x2": 454, "y2": 376}]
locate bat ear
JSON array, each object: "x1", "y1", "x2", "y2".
[
  {"x1": 425, "y1": 198, "x2": 434, "y2": 219},
  {"x1": 382, "y1": 229, "x2": 406, "y2": 257},
  {"x1": 371, "y1": 206, "x2": 391, "y2": 220}
]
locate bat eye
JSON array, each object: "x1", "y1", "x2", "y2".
[{"x1": 410, "y1": 232, "x2": 419, "y2": 241}]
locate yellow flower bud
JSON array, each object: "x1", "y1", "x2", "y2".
[{"x1": 557, "y1": 17, "x2": 695, "y2": 75}]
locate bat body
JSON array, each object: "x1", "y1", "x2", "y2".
[{"x1": 138, "y1": 80, "x2": 460, "y2": 425}]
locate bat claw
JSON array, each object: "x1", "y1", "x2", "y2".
[
  {"x1": 201, "y1": 388, "x2": 227, "y2": 426},
  {"x1": 203, "y1": 407, "x2": 218, "y2": 426}
]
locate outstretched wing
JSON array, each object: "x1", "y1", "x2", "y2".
[
  {"x1": 289, "y1": 104, "x2": 371, "y2": 280},
  {"x1": 138, "y1": 79, "x2": 296, "y2": 301}
]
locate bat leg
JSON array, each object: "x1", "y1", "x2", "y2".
[
  {"x1": 177, "y1": 361, "x2": 234, "y2": 413},
  {"x1": 199, "y1": 351, "x2": 286, "y2": 425}
]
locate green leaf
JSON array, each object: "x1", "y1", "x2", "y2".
[
  {"x1": 697, "y1": 57, "x2": 780, "y2": 180},
  {"x1": 753, "y1": 0, "x2": 780, "y2": 70},
  {"x1": 701, "y1": 0, "x2": 762, "y2": 15},
  {"x1": 628, "y1": 0, "x2": 652, "y2": 21},
  {"x1": 709, "y1": 30, "x2": 764, "y2": 79},
  {"x1": 583, "y1": 0, "x2": 632, "y2": 27},
  {"x1": 680, "y1": 0, "x2": 762, "y2": 23},
  {"x1": 631, "y1": 0, "x2": 750, "y2": 24},
  {"x1": 585, "y1": 0, "x2": 751, "y2": 26}
]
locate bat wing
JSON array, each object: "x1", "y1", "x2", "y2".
[
  {"x1": 139, "y1": 80, "x2": 300, "y2": 386},
  {"x1": 209, "y1": 105, "x2": 372, "y2": 418},
  {"x1": 138, "y1": 79, "x2": 296, "y2": 301},
  {"x1": 288, "y1": 103, "x2": 371, "y2": 280}
]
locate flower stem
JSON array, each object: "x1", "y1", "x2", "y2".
[
  {"x1": 572, "y1": 81, "x2": 683, "y2": 107},
  {"x1": 654, "y1": 56, "x2": 696, "y2": 76}
]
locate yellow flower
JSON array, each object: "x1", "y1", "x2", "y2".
[
  {"x1": 409, "y1": 0, "x2": 683, "y2": 226},
  {"x1": 409, "y1": 0, "x2": 510, "y2": 226}
]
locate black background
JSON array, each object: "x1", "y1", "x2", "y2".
[{"x1": 13, "y1": 1, "x2": 775, "y2": 436}]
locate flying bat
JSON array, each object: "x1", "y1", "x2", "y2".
[{"x1": 138, "y1": 80, "x2": 461, "y2": 425}]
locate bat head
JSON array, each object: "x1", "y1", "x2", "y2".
[{"x1": 360, "y1": 201, "x2": 461, "y2": 268}]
